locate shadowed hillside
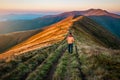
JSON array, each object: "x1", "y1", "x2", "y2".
[
  {"x1": 89, "y1": 16, "x2": 120, "y2": 38},
  {"x1": 0, "y1": 29, "x2": 42, "y2": 53},
  {"x1": 0, "y1": 16, "x2": 120, "y2": 80},
  {"x1": 71, "y1": 16, "x2": 120, "y2": 49}
]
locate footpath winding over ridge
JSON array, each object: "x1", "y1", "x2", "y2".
[{"x1": 1, "y1": 15, "x2": 120, "y2": 80}]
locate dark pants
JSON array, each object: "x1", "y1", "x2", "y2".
[{"x1": 68, "y1": 44, "x2": 73, "y2": 53}]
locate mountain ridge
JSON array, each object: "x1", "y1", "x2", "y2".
[
  {"x1": 0, "y1": 15, "x2": 120, "y2": 61},
  {"x1": 55, "y1": 9, "x2": 120, "y2": 18},
  {"x1": 0, "y1": 16, "x2": 75, "y2": 60}
]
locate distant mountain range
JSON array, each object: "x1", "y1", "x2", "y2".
[
  {"x1": 0, "y1": 9, "x2": 120, "y2": 38},
  {"x1": 0, "y1": 12, "x2": 60, "y2": 21},
  {"x1": 0, "y1": 14, "x2": 44, "y2": 21},
  {"x1": 58, "y1": 9, "x2": 120, "y2": 18}
]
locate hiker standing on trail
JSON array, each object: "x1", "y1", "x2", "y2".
[{"x1": 67, "y1": 33, "x2": 74, "y2": 53}]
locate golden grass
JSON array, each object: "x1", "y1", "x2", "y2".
[{"x1": 0, "y1": 16, "x2": 83, "y2": 60}]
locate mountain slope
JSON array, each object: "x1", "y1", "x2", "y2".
[
  {"x1": 0, "y1": 15, "x2": 120, "y2": 60},
  {"x1": 0, "y1": 16, "x2": 120, "y2": 80},
  {"x1": 71, "y1": 20, "x2": 120, "y2": 80},
  {"x1": 71, "y1": 16, "x2": 120, "y2": 49},
  {"x1": 0, "y1": 29, "x2": 42, "y2": 53},
  {"x1": 89, "y1": 16, "x2": 120, "y2": 38},
  {"x1": 0, "y1": 16, "x2": 75, "y2": 60}
]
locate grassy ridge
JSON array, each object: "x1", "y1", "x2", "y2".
[
  {"x1": 0, "y1": 42, "x2": 60, "y2": 80},
  {"x1": 0, "y1": 16, "x2": 120, "y2": 80},
  {"x1": 1, "y1": 50, "x2": 48, "y2": 80},
  {"x1": 73, "y1": 22, "x2": 120, "y2": 80},
  {"x1": 53, "y1": 51, "x2": 69, "y2": 80},
  {"x1": 77, "y1": 46, "x2": 120, "y2": 80},
  {"x1": 72, "y1": 16, "x2": 120, "y2": 49},
  {"x1": 26, "y1": 43, "x2": 67, "y2": 80},
  {"x1": 0, "y1": 43, "x2": 59, "y2": 77},
  {"x1": 53, "y1": 47, "x2": 81, "y2": 80}
]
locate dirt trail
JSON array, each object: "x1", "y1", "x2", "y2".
[
  {"x1": 45, "y1": 47, "x2": 67, "y2": 80},
  {"x1": 75, "y1": 44, "x2": 86, "y2": 80},
  {"x1": 21, "y1": 44, "x2": 61, "y2": 80}
]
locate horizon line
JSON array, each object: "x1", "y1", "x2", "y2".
[{"x1": 0, "y1": 8, "x2": 120, "y2": 15}]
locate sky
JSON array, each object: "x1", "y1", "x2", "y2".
[{"x1": 0, "y1": 0, "x2": 120, "y2": 13}]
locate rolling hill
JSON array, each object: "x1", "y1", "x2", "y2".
[
  {"x1": 0, "y1": 15, "x2": 65, "y2": 34},
  {"x1": 0, "y1": 16, "x2": 74, "y2": 60},
  {"x1": 0, "y1": 15, "x2": 120, "y2": 80},
  {"x1": 89, "y1": 16, "x2": 120, "y2": 37},
  {"x1": 0, "y1": 15, "x2": 120, "y2": 61},
  {"x1": 0, "y1": 29, "x2": 42, "y2": 53}
]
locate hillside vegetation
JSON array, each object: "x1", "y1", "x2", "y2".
[
  {"x1": 0, "y1": 29, "x2": 42, "y2": 53},
  {"x1": 89, "y1": 16, "x2": 120, "y2": 38},
  {"x1": 0, "y1": 16, "x2": 120, "y2": 80},
  {"x1": 0, "y1": 16, "x2": 75, "y2": 60}
]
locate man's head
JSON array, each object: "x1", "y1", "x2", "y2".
[{"x1": 69, "y1": 32, "x2": 72, "y2": 37}]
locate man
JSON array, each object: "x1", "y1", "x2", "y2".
[{"x1": 66, "y1": 33, "x2": 74, "y2": 53}]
